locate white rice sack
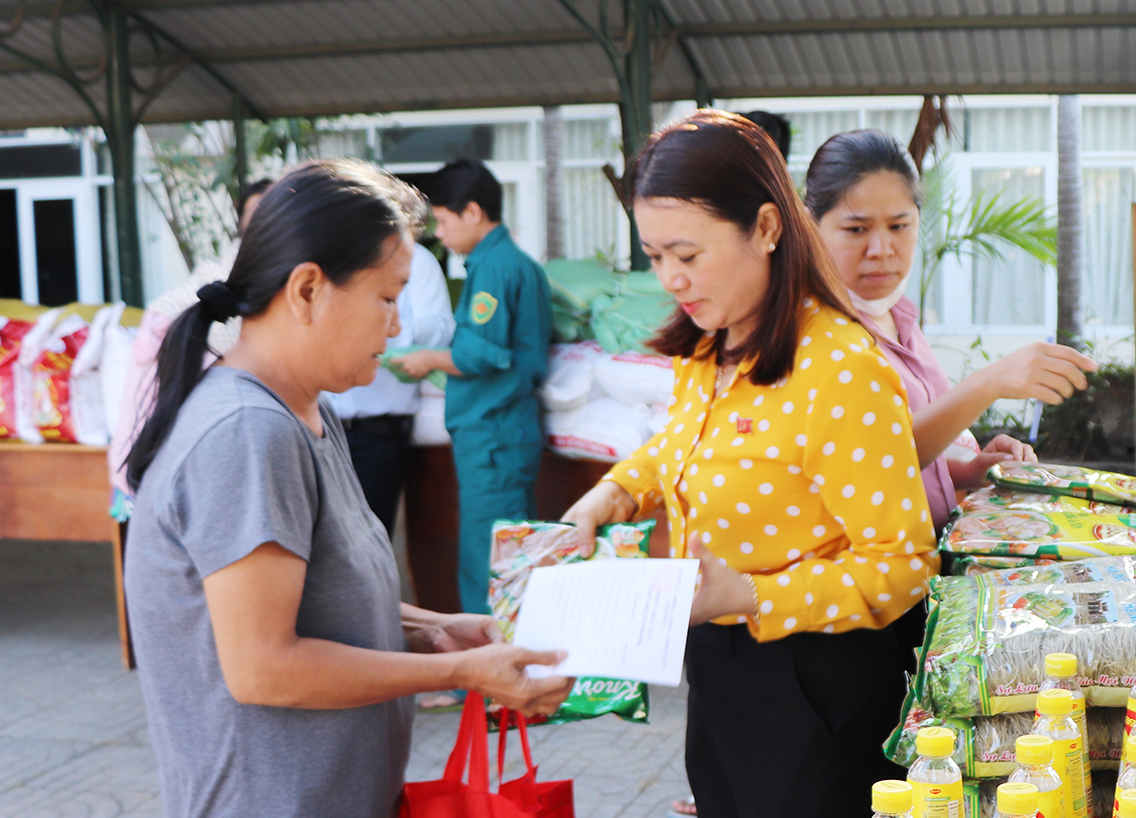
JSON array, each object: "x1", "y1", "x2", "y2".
[
  {"x1": 592, "y1": 351, "x2": 674, "y2": 407},
  {"x1": 544, "y1": 397, "x2": 653, "y2": 462},
  {"x1": 945, "y1": 429, "x2": 982, "y2": 462},
  {"x1": 411, "y1": 380, "x2": 450, "y2": 446},
  {"x1": 539, "y1": 341, "x2": 604, "y2": 412},
  {"x1": 100, "y1": 305, "x2": 136, "y2": 436},
  {"x1": 14, "y1": 308, "x2": 63, "y2": 443}
]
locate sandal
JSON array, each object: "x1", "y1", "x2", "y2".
[
  {"x1": 667, "y1": 794, "x2": 697, "y2": 817},
  {"x1": 417, "y1": 689, "x2": 466, "y2": 713}
]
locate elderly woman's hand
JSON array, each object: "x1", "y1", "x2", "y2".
[
  {"x1": 457, "y1": 644, "x2": 575, "y2": 717},
  {"x1": 561, "y1": 480, "x2": 637, "y2": 558}
]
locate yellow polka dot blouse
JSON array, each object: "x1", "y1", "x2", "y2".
[{"x1": 603, "y1": 302, "x2": 940, "y2": 642}]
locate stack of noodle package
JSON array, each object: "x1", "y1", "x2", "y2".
[
  {"x1": 889, "y1": 474, "x2": 1136, "y2": 818},
  {"x1": 943, "y1": 463, "x2": 1136, "y2": 576}
]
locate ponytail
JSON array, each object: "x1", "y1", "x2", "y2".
[{"x1": 125, "y1": 159, "x2": 426, "y2": 491}]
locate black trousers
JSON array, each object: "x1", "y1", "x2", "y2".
[
  {"x1": 685, "y1": 623, "x2": 909, "y2": 818},
  {"x1": 343, "y1": 418, "x2": 412, "y2": 535}
]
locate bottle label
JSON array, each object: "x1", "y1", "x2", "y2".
[
  {"x1": 1051, "y1": 736, "x2": 1089, "y2": 818},
  {"x1": 1126, "y1": 695, "x2": 1136, "y2": 742},
  {"x1": 910, "y1": 779, "x2": 963, "y2": 818},
  {"x1": 1037, "y1": 786, "x2": 1064, "y2": 818}
]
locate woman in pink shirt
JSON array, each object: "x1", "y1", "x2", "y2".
[{"x1": 805, "y1": 130, "x2": 1096, "y2": 531}]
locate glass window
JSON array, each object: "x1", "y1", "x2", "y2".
[
  {"x1": 0, "y1": 189, "x2": 19, "y2": 299},
  {"x1": 970, "y1": 166, "x2": 1047, "y2": 325},
  {"x1": 966, "y1": 108, "x2": 1051, "y2": 153},
  {"x1": 317, "y1": 129, "x2": 369, "y2": 160},
  {"x1": 1083, "y1": 167, "x2": 1134, "y2": 326},
  {"x1": 864, "y1": 109, "x2": 920, "y2": 146},
  {"x1": 1082, "y1": 107, "x2": 1136, "y2": 152},
  {"x1": 0, "y1": 144, "x2": 82, "y2": 179},
  {"x1": 780, "y1": 110, "x2": 859, "y2": 164},
  {"x1": 564, "y1": 120, "x2": 617, "y2": 162},
  {"x1": 33, "y1": 199, "x2": 78, "y2": 306},
  {"x1": 491, "y1": 123, "x2": 529, "y2": 162},
  {"x1": 380, "y1": 124, "x2": 494, "y2": 164}
]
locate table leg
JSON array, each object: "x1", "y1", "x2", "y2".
[{"x1": 112, "y1": 521, "x2": 135, "y2": 670}]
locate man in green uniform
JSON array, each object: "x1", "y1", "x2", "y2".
[{"x1": 392, "y1": 159, "x2": 551, "y2": 620}]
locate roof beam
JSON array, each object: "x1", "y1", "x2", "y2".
[{"x1": 678, "y1": 13, "x2": 1136, "y2": 37}]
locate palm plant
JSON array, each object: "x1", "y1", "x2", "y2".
[{"x1": 916, "y1": 160, "x2": 1057, "y2": 325}]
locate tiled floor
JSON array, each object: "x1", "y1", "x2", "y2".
[{"x1": 0, "y1": 539, "x2": 691, "y2": 817}]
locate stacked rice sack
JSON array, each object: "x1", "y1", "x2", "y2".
[
  {"x1": 887, "y1": 466, "x2": 1136, "y2": 817},
  {"x1": 539, "y1": 340, "x2": 671, "y2": 462},
  {"x1": 0, "y1": 301, "x2": 137, "y2": 446}
]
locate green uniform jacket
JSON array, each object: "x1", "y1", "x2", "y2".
[{"x1": 445, "y1": 225, "x2": 551, "y2": 447}]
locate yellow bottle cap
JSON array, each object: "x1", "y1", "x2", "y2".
[
  {"x1": 1037, "y1": 688, "x2": 1074, "y2": 716},
  {"x1": 997, "y1": 782, "x2": 1039, "y2": 816},
  {"x1": 1118, "y1": 789, "x2": 1136, "y2": 818},
  {"x1": 873, "y1": 780, "x2": 914, "y2": 814},
  {"x1": 915, "y1": 726, "x2": 956, "y2": 758},
  {"x1": 1016, "y1": 734, "x2": 1054, "y2": 765},
  {"x1": 1045, "y1": 652, "x2": 1078, "y2": 678}
]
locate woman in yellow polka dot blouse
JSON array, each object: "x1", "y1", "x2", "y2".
[{"x1": 563, "y1": 111, "x2": 939, "y2": 818}]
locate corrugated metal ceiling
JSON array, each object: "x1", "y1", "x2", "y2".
[{"x1": 0, "y1": 0, "x2": 1132, "y2": 128}]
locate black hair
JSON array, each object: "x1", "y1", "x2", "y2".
[
  {"x1": 237, "y1": 178, "x2": 273, "y2": 223},
  {"x1": 126, "y1": 159, "x2": 426, "y2": 491},
  {"x1": 739, "y1": 111, "x2": 792, "y2": 160},
  {"x1": 427, "y1": 158, "x2": 503, "y2": 222},
  {"x1": 804, "y1": 129, "x2": 922, "y2": 222}
]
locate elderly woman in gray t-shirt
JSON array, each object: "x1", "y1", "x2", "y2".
[{"x1": 123, "y1": 160, "x2": 572, "y2": 818}]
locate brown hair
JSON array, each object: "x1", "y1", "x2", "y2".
[{"x1": 629, "y1": 110, "x2": 856, "y2": 386}]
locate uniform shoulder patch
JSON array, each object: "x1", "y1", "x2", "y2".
[{"x1": 470, "y1": 291, "x2": 498, "y2": 324}]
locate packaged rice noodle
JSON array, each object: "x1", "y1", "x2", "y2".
[
  {"x1": 945, "y1": 557, "x2": 1136, "y2": 591},
  {"x1": 958, "y1": 487, "x2": 1130, "y2": 517},
  {"x1": 942, "y1": 511, "x2": 1136, "y2": 560},
  {"x1": 989, "y1": 464, "x2": 1136, "y2": 510},
  {"x1": 951, "y1": 555, "x2": 1060, "y2": 577},
  {"x1": 488, "y1": 519, "x2": 655, "y2": 727},
  {"x1": 963, "y1": 770, "x2": 1117, "y2": 818},
  {"x1": 918, "y1": 567, "x2": 1136, "y2": 718},
  {"x1": 14, "y1": 308, "x2": 63, "y2": 443},
  {"x1": 0, "y1": 317, "x2": 33, "y2": 439},
  {"x1": 887, "y1": 686, "x2": 1125, "y2": 778}
]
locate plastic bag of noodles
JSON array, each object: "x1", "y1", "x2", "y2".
[
  {"x1": 963, "y1": 770, "x2": 1117, "y2": 818},
  {"x1": 917, "y1": 563, "x2": 1136, "y2": 718},
  {"x1": 487, "y1": 519, "x2": 655, "y2": 727},
  {"x1": 957, "y1": 487, "x2": 1130, "y2": 517},
  {"x1": 886, "y1": 685, "x2": 1125, "y2": 777},
  {"x1": 989, "y1": 463, "x2": 1136, "y2": 509},
  {"x1": 941, "y1": 511, "x2": 1136, "y2": 560},
  {"x1": 950, "y1": 555, "x2": 1061, "y2": 577}
]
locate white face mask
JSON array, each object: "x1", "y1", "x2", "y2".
[{"x1": 848, "y1": 269, "x2": 911, "y2": 317}]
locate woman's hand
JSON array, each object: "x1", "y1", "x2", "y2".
[
  {"x1": 388, "y1": 349, "x2": 438, "y2": 379},
  {"x1": 404, "y1": 607, "x2": 504, "y2": 654},
  {"x1": 688, "y1": 535, "x2": 758, "y2": 627},
  {"x1": 561, "y1": 480, "x2": 637, "y2": 558},
  {"x1": 948, "y1": 434, "x2": 1037, "y2": 491},
  {"x1": 977, "y1": 342, "x2": 1096, "y2": 404},
  {"x1": 456, "y1": 643, "x2": 575, "y2": 717}
]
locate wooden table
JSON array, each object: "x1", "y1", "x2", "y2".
[{"x1": 0, "y1": 442, "x2": 132, "y2": 669}]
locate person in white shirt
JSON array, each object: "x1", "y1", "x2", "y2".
[{"x1": 325, "y1": 242, "x2": 455, "y2": 534}]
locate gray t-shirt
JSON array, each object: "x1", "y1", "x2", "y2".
[{"x1": 125, "y1": 367, "x2": 414, "y2": 818}]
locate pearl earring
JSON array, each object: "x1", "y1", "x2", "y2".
[{"x1": 768, "y1": 243, "x2": 776, "y2": 252}]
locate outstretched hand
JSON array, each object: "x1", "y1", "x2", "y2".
[
  {"x1": 457, "y1": 643, "x2": 575, "y2": 717},
  {"x1": 981, "y1": 342, "x2": 1096, "y2": 404}
]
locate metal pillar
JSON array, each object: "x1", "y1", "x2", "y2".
[
  {"x1": 107, "y1": 10, "x2": 143, "y2": 307},
  {"x1": 621, "y1": 0, "x2": 653, "y2": 271},
  {"x1": 233, "y1": 97, "x2": 249, "y2": 194}
]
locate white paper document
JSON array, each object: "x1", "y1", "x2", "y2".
[{"x1": 512, "y1": 558, "x2": 699, "y2": 687}]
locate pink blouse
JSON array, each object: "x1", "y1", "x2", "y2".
[{"x1": 858, "y1": 296, "x2": 955, "y2": 531}]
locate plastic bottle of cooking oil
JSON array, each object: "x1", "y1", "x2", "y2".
[
  {"x1": 906, "y1": 726, "x2": 963, "y2": 818},
  {"x1": 1125, "y1": 681, "x2": 1136, "y2": 761},
  {"x1": 1008, "y1": 735, "x2": 1065, "y2": 818},
  {"x1": 1039, "y1": 653, "x2": 1091, "y2": 814},
  {"x1": 1117, "y1": 789, "x2": 1136, "y2": 818},
  {"x1": 872, "y1": 780, "x2": 914, "y2": 818},
  {"x1": 993, "y1": 783, "x2": 1040, "y2": 818},
  {"x1": 1113, "y1": 733, "x2": 1136, "y2": 818},
  {"x1": 1033, "y1": 688, "x2": 1088, "y2": 818}
]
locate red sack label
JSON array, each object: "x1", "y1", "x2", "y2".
[
  {"x1": 32, "y1": 325, "x2": 88, "y2": 443},
  {"x1": 0, "y1": 319, "x2": 33, "y2": 439}
]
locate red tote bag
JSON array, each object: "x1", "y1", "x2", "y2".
[{"x1": 399, "y1": 692, "x2": 574, "y2": 818}]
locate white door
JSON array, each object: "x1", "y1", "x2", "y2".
[{"x1": 15, "y1": 180, "x2": 102, "y2": 305}]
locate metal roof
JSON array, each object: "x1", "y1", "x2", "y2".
[{"x1": 0, "y1": 0, "x2": 1134, "y2": 128}]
